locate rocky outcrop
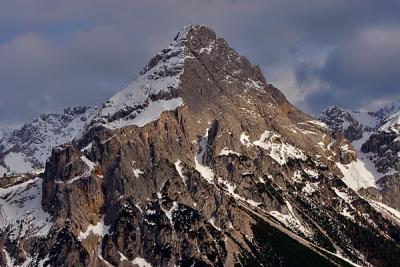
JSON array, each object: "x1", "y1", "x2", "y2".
[
  {"x1": 330, "y1": 135, "x2": 357, "y2": 164},
  {"x1": 358, "y1": 172, "x2": 400, "y2": 217},
  {"x1": 43, "y1": 145, "x2": 88, "y2": 181},
  {"x1": 378, "y1": 173, "x2": 400, "y2": 211},
  {"x1": 0, "y1": 173, "x2": 35, "y2": 188}
]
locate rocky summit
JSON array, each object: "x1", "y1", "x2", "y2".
[{"x1": 1, "y1": 25, "x2": 400, "y2": 267}]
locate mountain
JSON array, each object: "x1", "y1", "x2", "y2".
[
  {"x1": 319, "y1": 102, "x2": 400, "y2": 212},
  {"x1": 0, "y1": 106, "x2": 98, "y2": 176},
  {"x1": 1, "y1": 25, "x2": 400, "y2": 267}
]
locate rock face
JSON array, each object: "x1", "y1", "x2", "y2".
[
  {"x1": 0, "y1": 106, "x2": 99, "y2": 176},
  {"x1": 360, "y1": 173, "x2": 400, "y2": 212},
  {"x1": 361, "y1": 132, "x2": 400, "y2": 173},
  {"x1": 1, "y1": 25, "x2": 400, "y2": 267}
]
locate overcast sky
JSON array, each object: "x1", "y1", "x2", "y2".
[{"x1": 1, "y1": 0, "x2": 400, "y2": 126}]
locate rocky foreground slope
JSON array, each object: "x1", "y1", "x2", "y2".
[{"x1": 1, "y1": 25, "x2": 400, "y2": 267}]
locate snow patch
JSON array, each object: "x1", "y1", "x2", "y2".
[
  {"x1": 302, "y1": 182, "x2": 319, "y2": 195},
  {"x1": 333, "y1": 188, "x2": 352, "y2": 203},
  {"x1": 81, "y1": 156, "x2": 96, "y2": 172},
  {"x1": 78, "y1": 216, "x2": 110, "y2": 241},
  {"x1": 337, "y1": 133, "x2": 391, "y2": 191},
  {"x1": 240, "y1": 132, "x2": 253, "y2": 147},
  {"x1": 174, "y1": 160, "x2": 187, "y2": 184},
  {"x1": 336, "y1": 160, "x2": 378, "y2": 191},
  {"x1": 367, "y1": 198, "x2": 400, "y2": 224},
  {"x1": 118, "y1": 251, "x2": 128, "y2": 262},
  {"x1": 199, "y1": 40, "x2": 215, "y2": 54},
  {"x1": 218, "y1": 178, "x2": 261, "y2": 207},
  {"x1": 209, "y1": 216, "x2": 221, "y2": 231},
  {"x1": 379, "y1": 111, "x2": 400, "y2": 134},
  {"x1": 131, "y1": 161, "x2": 144, "y2": 178},
  {"x1": 253, "y1": 131, "x2": 306, "y2": 165},
  {"x1": 81, "y1": 142, "x2": 93, "y2": 152},
  {"x1": 103, "y1": 98, "x2": 184, "y2": 129},
  {"x1": 162, "y1": 201, "x2": 179, "y2": 226},
  {"x1": 218, "y1": 147, "x2": 241, "y2": 157},
  {"x1": 304, "y1": 168, "x2": 319, "y2": 178},
  {"x1": 292, "y1": 171, "x2": 303, "y2": 182},
  {"x1": 132, "y1": 168, "x2": 144, "y2": 178},
  {"x1": 55, "y1": 156, "x2": 96, "y2": 185},
  {"x1": 131, "y1": 257, "x2": 152, "y2": 267},
  {"x1": 307, "y1": 120, "x2": 329, "y2": 129},
  {"x1": 244, "y1": 78, "x2": 264, "y2": 90},
  {"x1": 341, "y1": 207, "x2": 355, "y2": 220}
]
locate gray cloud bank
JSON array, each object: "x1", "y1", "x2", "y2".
[{"x1": 1, "y1": 0, "x2": 400, "y2": 126}]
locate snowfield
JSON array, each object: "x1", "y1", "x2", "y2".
[{"x1": 0, "y1": 178, "x2": 53, "y2": 240}]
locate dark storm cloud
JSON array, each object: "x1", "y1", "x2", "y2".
[{"x1": 1, "y1": 0, "x2": 400, "y2": 125}]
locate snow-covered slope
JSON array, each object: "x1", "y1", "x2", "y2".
[
  {"x1": 95, "y1": 26, "x2": 191, "y2": 129},
  {"x1": 335, "y1": 133, "x2": 383, "y2": 191},
  {"x1": 0, "y1": 106, "x2": 98, "y2": 176},
  {"x1": 0, "y1": 178, "x2": 53, "y2": 240}
]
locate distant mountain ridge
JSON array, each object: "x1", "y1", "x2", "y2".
[
  {"x1": 320, "y1": 100, "x2": 400, "y2": 179},
  {"x1": 319, "y1": 100, "x2": 400, "y2": 216},
  {"x1": 0, "y1": 106, "x2": 98, "y2": 176}
]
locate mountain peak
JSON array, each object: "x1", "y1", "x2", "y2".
[
  {"x1": 139, "y1": 24, "x2": 216, "y2": 77},
  {"x1": 96, "y1": 24, "x2": 269, "y2": 130}
]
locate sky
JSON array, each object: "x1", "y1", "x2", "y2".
[{"x1": 1, "y1": 0, "x2": 400, "y2": 127}]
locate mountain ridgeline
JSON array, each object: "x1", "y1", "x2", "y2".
[{"x1": 1, "y1": 25, "x2": 400, "y2": 267}]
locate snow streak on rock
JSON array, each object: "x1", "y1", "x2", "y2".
[
  {"x1": 174, "y1": 160, "x2": 187, "y2": 185},
  {"x1": 78, "y1": 216, "x2": 110, "y2": 241},
  {"x1": 194, "y1": 128, "x2": 214, "y2": 183},
  {"x1": 270, "y1": 201, "x2": 312, "y2": 238},
  {"x1": 246, "y1": 131, "x2": 306, "y2": 165}
]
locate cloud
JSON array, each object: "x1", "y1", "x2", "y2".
[{"x1": 310, "y1": 26, "x2": 400, "y2": 113}]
